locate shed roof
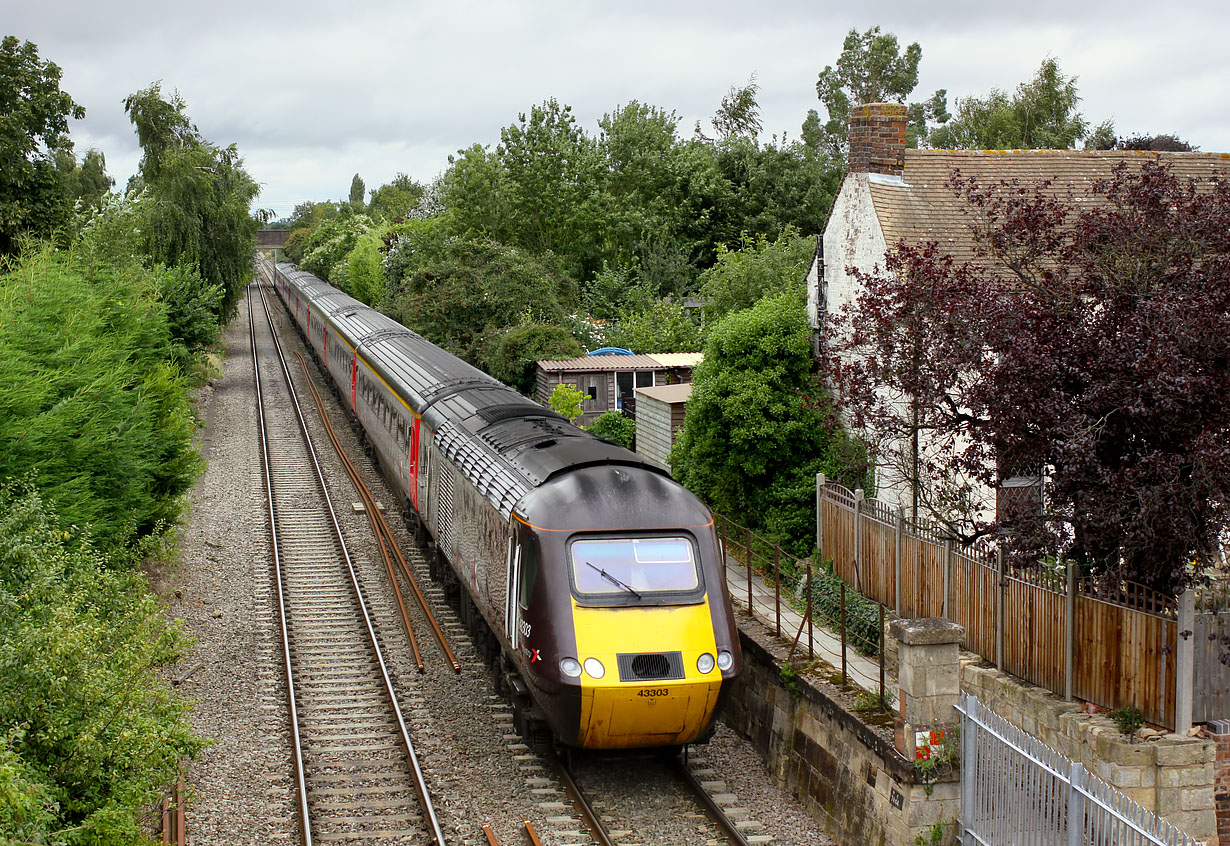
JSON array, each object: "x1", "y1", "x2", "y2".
[
  {"x1": 868, "y1": 149, "x2": 1230, "y2": 269},
  {"x1": 538, "y1": 353, "x2": 703, "y2": 372},
  {"x1": 637, "y1": 384, "x2": 693, "y2": 404}
]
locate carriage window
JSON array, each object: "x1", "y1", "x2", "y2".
[{"x1": 570, "y1": 537, "x2": 699, "y2": 598}]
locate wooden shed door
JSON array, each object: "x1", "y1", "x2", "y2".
[{"x1": 576, "y1": 374, "x2": 609, "y2": 413}]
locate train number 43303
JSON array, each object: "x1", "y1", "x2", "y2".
[{"x1": 637, "y1": 688, "x2": 669, "y2": 698}]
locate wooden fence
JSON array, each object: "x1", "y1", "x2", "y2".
[
  {"x1": 818, "y1": 479, "x2": 1181, "y2": 729},
  {"x1": 1194, "y1": 580, "x2": 1230, "y2": 722}
]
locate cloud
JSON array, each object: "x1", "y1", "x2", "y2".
[{"x1": 9, "y1": 0, "x2": 1229, "y2": 215}]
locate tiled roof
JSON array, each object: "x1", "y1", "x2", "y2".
[
  {"x1": 869, "y1": 149, "x2": 1230, "y2": 269},
  {"x1": 537, "y1": 353, "x2": 703, "y2": 372}
]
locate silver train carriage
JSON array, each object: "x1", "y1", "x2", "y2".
[{"x1": 271, "y1": 263, "x2": 742, "y2": 749}]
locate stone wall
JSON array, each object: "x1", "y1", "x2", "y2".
[
  {"x1": 723, "y1": 621, "x2": 959, "y2": 846},
  {"x1": 961, "y1": 661, "x2": 1217, "y2": 843}
]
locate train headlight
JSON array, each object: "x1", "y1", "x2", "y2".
[
  {"x1": 583, "y1": 657, "x2": 606, "y2": 679},
  {"x1": 559, "y1": 657, "x2": 582, "y2": 678},
  {"x1": 696, "y1": 653, "x2": 716, "y2": 674},
  {"x1": 717, "y1": 650, "x2": 734, "y2": 671}
]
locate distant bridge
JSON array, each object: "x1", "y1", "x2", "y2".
[{"x1": 257, "y1": 229, "x2": 288, "y2": 249}]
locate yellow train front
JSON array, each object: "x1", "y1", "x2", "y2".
[{"x1": 509, "y1": 463, "x2": 741, "y2": 750}]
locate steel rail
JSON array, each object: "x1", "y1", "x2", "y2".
[
  {"x1": 292, "y1": 350, "x2": 459, "y2": 672},
  {"x1": 253, "y1": 280, "x2": 448, "y2": 845},
  {"x1": 292, "y1": 350, "x2": 426, "y2": 670},
  {"x1": 249, "y1": 280, "x2": 313, "y2": 846},
  {"x1": 669, "y1": 755, "x2": 754, "y2": 846},
  {"x1": 546, "y1": 748, "x2": 616, "y2": 846}
]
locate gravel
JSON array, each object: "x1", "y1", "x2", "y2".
[{"x1": 155, "y1": 291, "x2": 835, "y2": 846}]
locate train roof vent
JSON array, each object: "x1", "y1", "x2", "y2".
[
  {"x1": 533, "y1": 439, "x2": 557, "y2": 449},
  {"x1": 617, "y1": 652, "x2": 684, "y2": 682}
]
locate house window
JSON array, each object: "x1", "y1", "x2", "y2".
[{"x1": 587, "y1": 386, "x2": 598, "y2": 401}]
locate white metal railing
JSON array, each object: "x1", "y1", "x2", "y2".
[{"x1": 959, "y1": 693, "x2": 1200, "y2": 846}]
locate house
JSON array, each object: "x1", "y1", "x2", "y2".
[
  {"x1": 633, "y1": 383, "x2": 692, "y2": 470},
  {"x1": 535, "y1": 352, "x2": 702, "y2": 427},
  {"x1": 810, "y1": 102, "x2": 1230, "y2": 518}
]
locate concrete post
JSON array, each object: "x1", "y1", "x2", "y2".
[
  {"x1": 1176, "y1": 589, "x2": 1195, "y2": 735},
  {"x1": 891, "y1": 617, "x2": 966, "y2": 760}
]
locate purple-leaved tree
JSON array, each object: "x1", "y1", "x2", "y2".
[{"x1": 825, "y1": 162, "x2": 1230, "y2": 595}]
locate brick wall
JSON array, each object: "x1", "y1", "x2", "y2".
[{"x1": 1214, "y1": 726, "x2": 1230, "y2": 844}]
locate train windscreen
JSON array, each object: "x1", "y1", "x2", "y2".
[{"x1": 569, "y1": 537, "x2": 699, "y2": 598}]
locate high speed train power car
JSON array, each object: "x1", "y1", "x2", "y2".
[{"x1": 270, "y1": 262, "x2": 742, "y2": 750}]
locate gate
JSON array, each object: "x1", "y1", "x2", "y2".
[{"x1": 959, "y1": 693, "x2": 1198, "y2": 846}]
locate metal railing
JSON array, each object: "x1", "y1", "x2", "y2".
[
  {"x1": 714, "y1": 513, "x2": 890, "y2": 704},
  {"x1": 959, "y1": 693, "x2": 1199, "y2": 846}
]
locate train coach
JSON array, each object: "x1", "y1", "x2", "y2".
[{"x1": 270, "y1": 263, "x2": 742, "y2": 750}]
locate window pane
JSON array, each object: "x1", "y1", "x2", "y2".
[{"x1": 636, "y1": 371, "x2": 654, "y2": 388}]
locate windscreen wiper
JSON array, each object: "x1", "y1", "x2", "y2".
[{"x1": 586, "y1": 562, "x2": 641, "y2": 599}]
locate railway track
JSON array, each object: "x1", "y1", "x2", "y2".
[
  {"x1": 553, "y1": 748, "x2": 762, "y2": 846},
  {"x1": 249, "y1": 280, "x2": 446, "y2": 845}
]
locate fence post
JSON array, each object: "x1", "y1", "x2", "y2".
[
  {"x1": 1066, "y1": 762, "x2": 1086, "y2": 846},
  {"x1": 774, "y1": 545, "x2": 781, "y2": 638},
  {"x1": 943, "y1": 537, "x2": 953, "y2": 619},
  {"x1": 1064, "y1": 557, "x2": 1075, "y2": 702},
  {"x1": 745, "y1": 526, "x2": 753, "y2": 614},
  {"x1": 878, "y1": 604, "x2": 885, "y2": 705},
  {"x1": 853, "y1": 488, "x2": 864, "y2": 593},
  {"x1": 841, "y1": 581, "x2": 848, "y2": 684},
  {"x1": 960, "y1": 694, "x2": 977, "y2": 843},
  {"x1": 807, "y1": 555, "x2": 814, "y2": 661},
  {"x1": 816, "y1": 472, "x2": 825, "y2": 561},
  {"x1": 1176, "y1": 588, "x2": 1195, "y2": 735},
  {"x1": 894, "y1": 505, "x2": 904, "y2": 612},
  {"x1": 996, "y1": 547, "x2": 1006, "y2": 670}
]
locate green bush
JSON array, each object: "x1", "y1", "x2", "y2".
[
  {"x1": 587, "y1": 411, "x2": 635, "y2": 449},
  {"x1": 0, "y1": 482, "x2": 205, "y2": 843},
  {"x1": 0, "y1": 246, "x2": 202, "y2": 547}
]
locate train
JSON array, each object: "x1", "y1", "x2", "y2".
[{"x1": 268, "y1": 261, "x2": 742, "y2": 750}]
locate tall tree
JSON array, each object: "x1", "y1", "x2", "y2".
[
  {"x1": 0, "y1": 36, "x2": 85, "y2": 254},
  {"x1": 710, "y1": 77, "x2": 763, "y2": 142},
  {"x1": 815, "y1": 27, "x2": 947, "y2": 156},
  {"x1": 929, "y1": 58, "x2": 1109, "y2": 150},
  {"x1": 367, "y1": 172, "x2": 425, "y2": 221},
  {"x1": 825, "y1": 162, "x2": 1230, "y2": 595},
  {"x1": 125, "y1": 83, "x2": 263, "y2": 319},
  {"x1": 672, "y1": 290, "x2": 868, "y2": 552},
  {"x1": 348, "y1": 172, "x2": 366, "y2": 211}
]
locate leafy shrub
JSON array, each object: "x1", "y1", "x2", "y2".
[
  {"x1": 482, "y1": 322, "x2": 583, "y2": 394},
  {"x1": 0, "y1": 247, "x2": 202, "y2": 547},
  {"x1": 549, "y1": 383, "x2": 586, "y2": 423},
  {"x1": 0, "y1": 482, "x2": 205, "y2": 843},
  {"x1": 587, "y1": 411, "x2": 635, "y2": 449}
]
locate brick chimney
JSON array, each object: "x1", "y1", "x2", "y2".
[{"x1": 848, "y1": 103, "x2": 908, "y2": 176}]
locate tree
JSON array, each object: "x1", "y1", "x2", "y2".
[
  {"x1": 0, "y1": 36, "x2": 85, "y2": 254},
  {"x1": 383, "y1": 233, "x2": 577, "y2": 368},
  {"x1": 1114, "y1": 133, "x2": 1197, "y2": 152},
  {"x1": 348, "y1": 172, "x2": 366, "y2": 211},
  {"x1": 605, "y1": 300, "x2": 704, "y2": 354},
  {"x1": 825, "y1": 162, "x2": 1230, "y2": 595},
  {"x1": 367, "y1": 172, "x2": 425, "y2": 221},
  {"x1": 671, "y1": 290, "x2": 868, "y2": 552},
  {"x1": 482, "y1": 322, "x2": 583, "y2": 394},
  {"x1": 710, "y1": 77, "x2": 762, "y2": 142},
  {"x1": 697, "y1": 228, "x2": 813, "y2": 323},
  {"x1": 929, "y1": 58, "x2": 1108, "y2": 150},
  {"x1": 125, "y1": 83, "x2": 263, "y2": 320},
  {"x1": 815, "y1": 27, "x2": 946, "y2": 156}
]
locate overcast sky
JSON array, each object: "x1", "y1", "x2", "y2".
[{"x1": 9, "y1": 1, "x2": 1230, "y2": 220}]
